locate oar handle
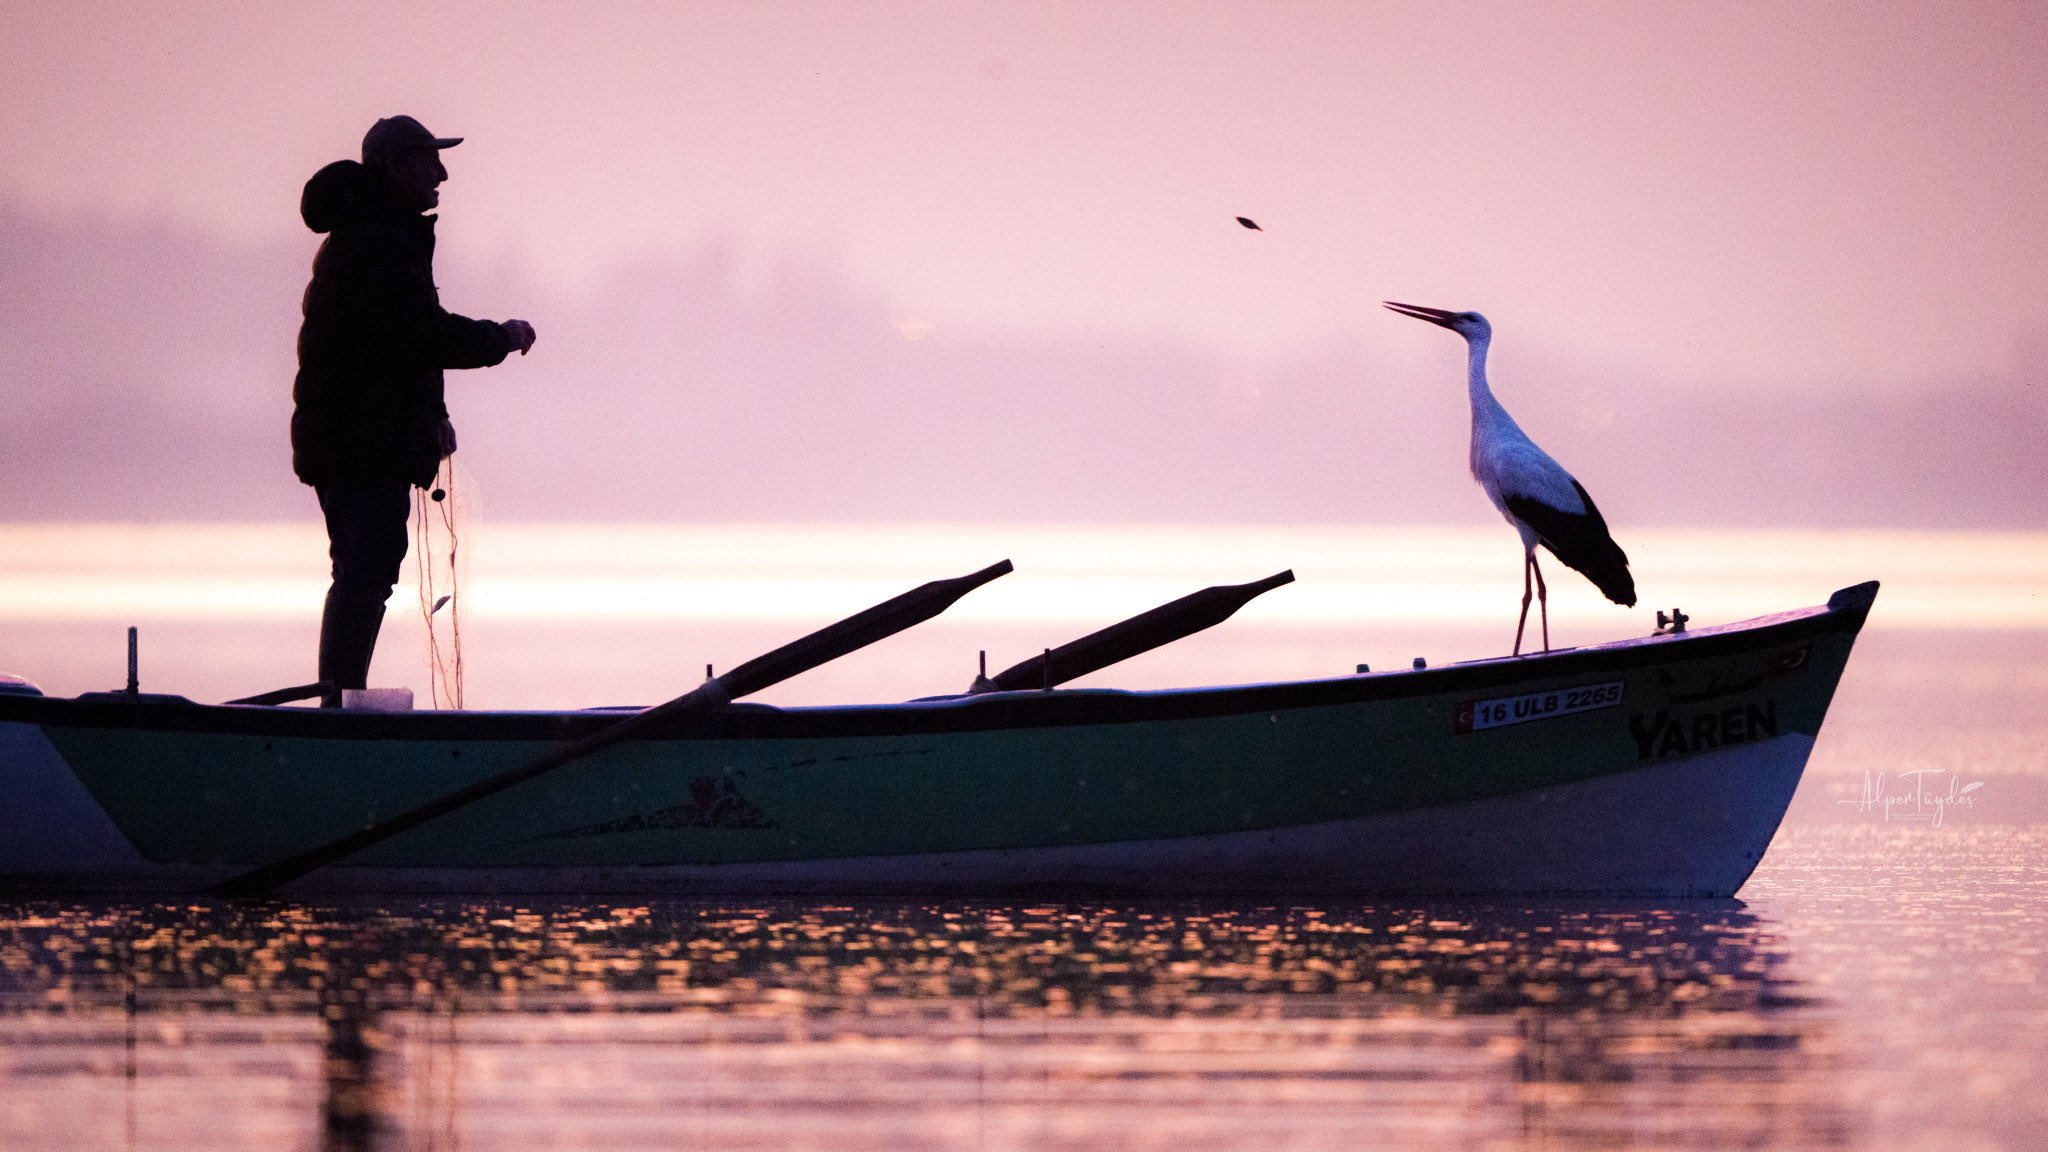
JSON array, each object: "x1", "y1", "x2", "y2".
[
  {"x1": 211, "y1": 559, "x2": 1013, "y2": 898},
  {"x1": 984, "y1": 569, "x2": 1293, "y2": 693},
  {"x1": 224, "y1": 681, "x2": 330, "y2": 707}
]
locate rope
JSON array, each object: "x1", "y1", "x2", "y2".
[{"x1": 415, "y1": 459, "x2": 465, "y2": 709}]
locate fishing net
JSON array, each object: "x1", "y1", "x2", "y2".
[{"x1": 414, "y1": 456, "x2": 478, "y2": 709}]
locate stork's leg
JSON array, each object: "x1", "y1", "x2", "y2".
[
  {"x1": 1533, "y1": 553, "x2": 1551, "y2": 652},
  {"x1": 1512, "y1": 550, "x2": 1534, "y2": 656}
]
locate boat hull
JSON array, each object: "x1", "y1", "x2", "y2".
[{"x1": 0, "y1": 583, "x2": 1877, "y2": 897}]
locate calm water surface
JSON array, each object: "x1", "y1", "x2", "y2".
[{"x1": 0, "y1": 827, "x2": 2040, "y2": 1151}]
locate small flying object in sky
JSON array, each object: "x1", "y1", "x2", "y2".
[
  {"x1": 1382, "y1": 301, "x2": 1637, "y2": 655},
  {"x1": 1235, "y1": 217, "x2": 1261, "y2": 231}
]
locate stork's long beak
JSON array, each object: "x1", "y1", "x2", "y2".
[{"x1": 1382, "y1": 301, "x2": 1461, "y2": 329}]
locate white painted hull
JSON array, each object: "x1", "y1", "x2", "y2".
[{"x1": 0, "y1": 720, "x2": 153, "y2": 880}]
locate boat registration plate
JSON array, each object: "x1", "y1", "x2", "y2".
[{"x1": 1456, "y1": 681, "x2": 1625, "y2": 733}]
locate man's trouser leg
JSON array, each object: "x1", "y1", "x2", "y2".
[{"x1": 315, "y1": 482, "x2": 411, "y2": 707}]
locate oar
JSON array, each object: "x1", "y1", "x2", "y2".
[
  {"x1": 224, "y1": 682, "x2": 329, "y2": 707},
  {"x1": 971, "y1": 569, "x2": 1293, "y2": 693},
  {"x1": 212, "y1": 559, "x2": 1014, "y2": 897}
]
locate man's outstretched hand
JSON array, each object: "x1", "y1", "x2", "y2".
[{"x1": 501, "y1": 319, "x2": 538, "y2": 355}]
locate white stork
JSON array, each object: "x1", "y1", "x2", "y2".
[{"x1": 1383, "y1": 302, "x2": 1636, "y2": 654}]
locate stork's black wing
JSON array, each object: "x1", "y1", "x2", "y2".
[{"x1": 1505, "y1": 480, "x2": 1637, "y2": 606}]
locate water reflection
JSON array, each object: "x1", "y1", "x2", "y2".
[{"x1": 0, "y1": 899, "x2": 1841, "y2": 1150}]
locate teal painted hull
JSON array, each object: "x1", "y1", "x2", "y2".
[{"x1": 0, "y1": 583, "x2": 1877, "y2": 896}]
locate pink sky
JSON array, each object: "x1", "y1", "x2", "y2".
[
  {"x1": 2, "y1": 3, "x2": 2045, "y2": 531},
  {"x1": 6, "y1": 1, "x2": 2045, "y2": 389}
]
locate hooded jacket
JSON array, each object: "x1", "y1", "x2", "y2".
[{"x1": 292, "y1": 160, "x2": 512, "y2": 486}]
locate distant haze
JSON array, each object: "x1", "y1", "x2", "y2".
[{"x1": 3, "y1": 3, "x2": 2045, "y2": 527}]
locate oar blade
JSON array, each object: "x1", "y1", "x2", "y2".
[
  {"x1": 717, "y1": 560, "x2": 1012, "y2": 700},
  {"x1": 987, "y1": 569, "x2": 1293, "y2": 692}
]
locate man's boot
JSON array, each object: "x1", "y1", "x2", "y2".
[{"x1": 318, "y1": 588, "x2": 387, "y2": 708}]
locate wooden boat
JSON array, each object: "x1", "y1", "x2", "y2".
[{"x1": 0, "y1": 578, "x2": 1878, "y2": 898}]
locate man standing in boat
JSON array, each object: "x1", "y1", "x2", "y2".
[{"x1": 292, "y1": 115, "x2": 537, "y2": 706}]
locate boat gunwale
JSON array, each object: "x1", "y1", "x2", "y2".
[{"x1": 0, "y1": 587, "x2": 1875, "y2": 742}]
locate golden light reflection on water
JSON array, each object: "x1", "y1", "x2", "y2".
[
  {"x1": 0, "y1": 902, "x2": 1802, "y2": 1014},
  {"x1": 0, "y1": 895, "x2": 1825, "y2": 1150},
  {"x1": 0, "y1": 833, "x2": 2041, "y2": 1150}
]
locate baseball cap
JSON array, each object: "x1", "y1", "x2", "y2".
[{"x1": 361, "y1": 115, "x2": 463, "y2": 164}]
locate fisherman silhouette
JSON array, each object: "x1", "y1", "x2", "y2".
[{"x1": 292, "y1": 116, "x2": 536, "y2": 707}]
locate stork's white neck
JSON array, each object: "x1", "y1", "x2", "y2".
[
  {"x1": 1465, "y1": 334, "x2": 1504, "y2": 414},
  {"x1": 1463, "y1": 330, "x2": 1524, "y2": 475}
]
